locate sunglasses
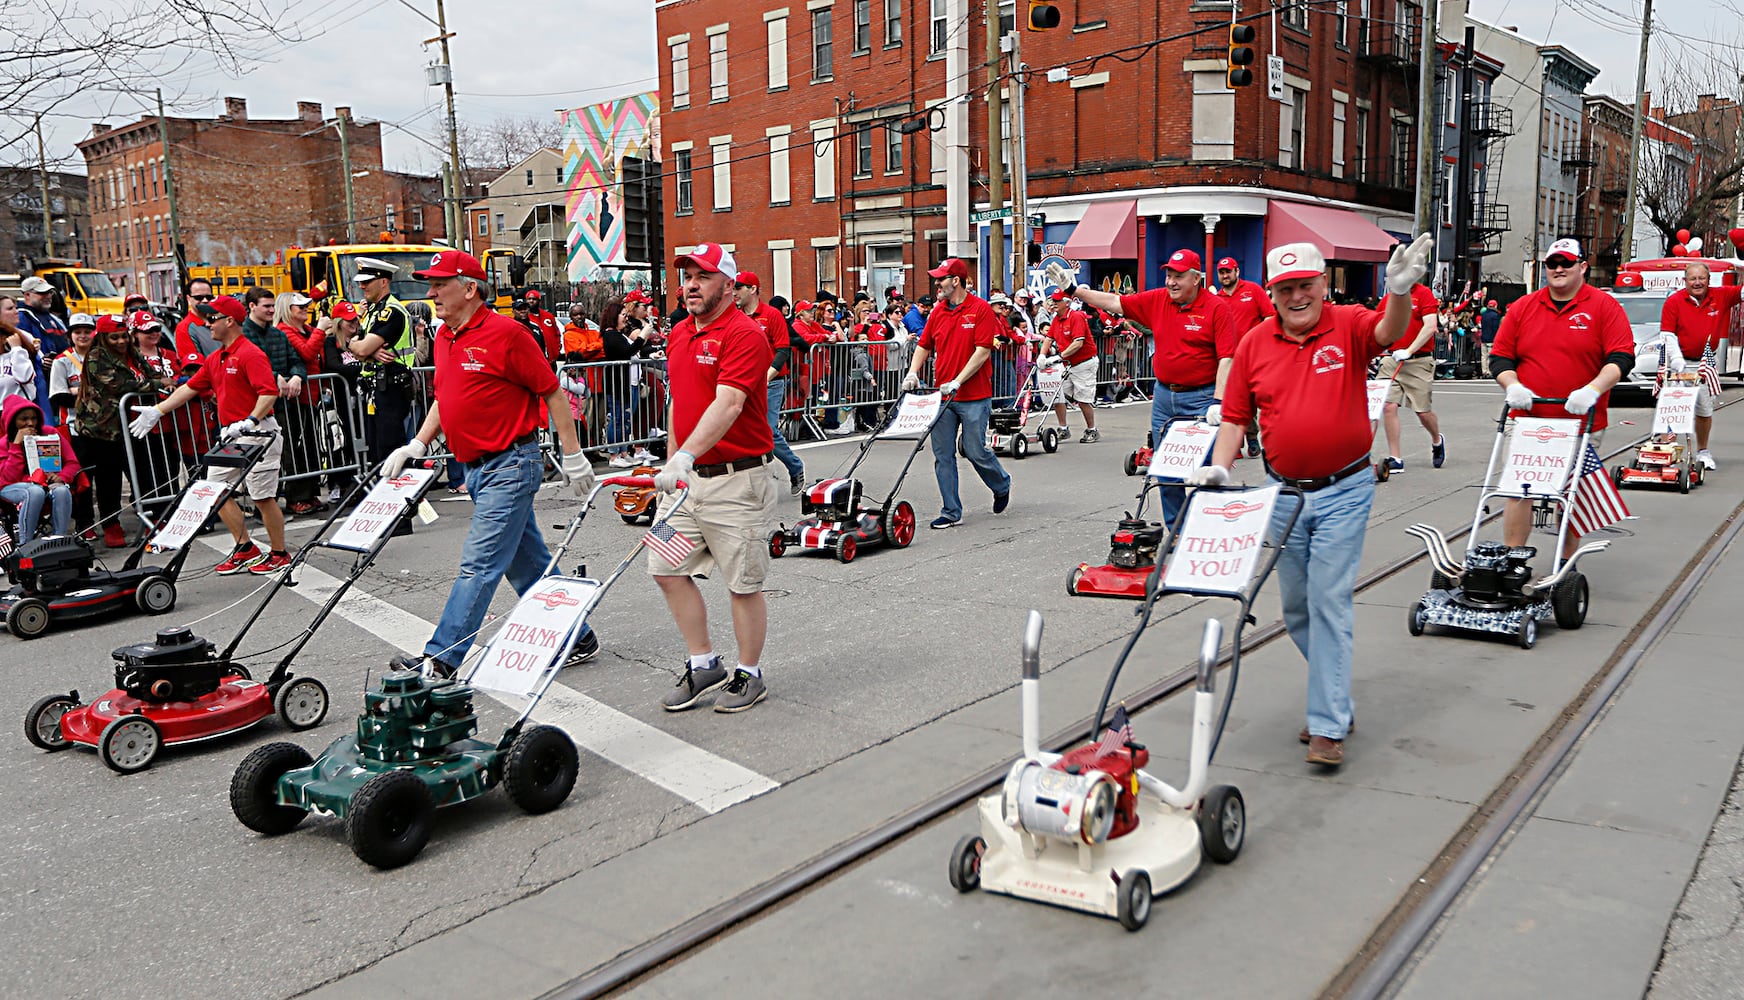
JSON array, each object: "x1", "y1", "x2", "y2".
[
  {"x1": 1544, "y1": 257, "x2": 1580, "y2": 270},
  {"x1": 190, "y1": 294, "x2": 214, "y2": 302}
]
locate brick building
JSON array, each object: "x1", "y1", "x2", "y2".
[
  {"x1": 382, "y1": 169, "x2": 448, "y2": 247},
  {"x1": 656, "y1": 0, "x2": 1424, "y2": 305},
  {"x1": 0, "y1": 168, "x2": 91, "y2": 276}
]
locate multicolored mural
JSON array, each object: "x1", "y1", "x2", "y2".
[{"x1": 559, "y1": 92, "x2": 661, "y2": 280}]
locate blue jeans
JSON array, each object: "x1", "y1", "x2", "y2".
[
  {"x1": 1151, "y1": 382, "x2": 1217, "y2": 527},
  {"x1": 929, "y1": 398, "x2": 1011, "y2": 522},
  {"x1": 2, "y1": 481, "x2": 72, "y2": 544},
  {"x1": 1268, "y1": 471, "x2": 1373, "y2": 741},
  {"x1": 425, "y1": 441, "x2": 593, "y2": 667},
  {"x1": 766, "y1": 378, "x2": 804, "y2": 480}
]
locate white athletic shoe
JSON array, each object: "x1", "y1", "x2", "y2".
[
  {"x1": 632, "y1": 447, "x2": 658, "y2": 464},
  {"x1": 609, "y1": 453, "x2": 637, "y2": 468},
  {"x1": 1698, "y1": 450, "x2": 1717, "y2": 470}
]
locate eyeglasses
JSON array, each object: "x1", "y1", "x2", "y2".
[
  {"x1": 190, "y1": 294, "x2": 214, "y2": 302},
  {"x1": 1544, "y1": 258, "x2": 1580, "y2": 271}
]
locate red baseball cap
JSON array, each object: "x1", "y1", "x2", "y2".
[
  {"x1": 524, "y1": 288, "x2": 542, "y2": 300},
  {"x1": 95, "y1": 314, "x2": 125, "y2": 335},
  {"x1": 674, "y1": 242, "x2": 738, "y2": 278},
  {"x1": 1216, "y1": 256, "x2": 1239, "y2": 270},
  {"x1": 182, "y1": 351, "x2": 205, "y2": 367},
  {"x1": 124, "y1": 293, "x2": 149, "y2": 307},
  {"x1": 735, "y1": 271, "x2": 761, "y2": 289},
  {"x1": 624, "y1": 289, "x2": 653, "y2": 305},
  {"x1": 194, "y1": 296, "x2": 246, "y2": 323},
  {"x1": 1487, "y1": 299, "x2": 1497, "y2": 308},
  {"x1": 1049, "y1": 289, "x2": 1068, "y2": 301},
  {"x1": 1165, "y1": 249, "x2": 1202, "y2": 273},
  {"x1": 126, "y1": 309, "x2": 163, "y2": 332},
  {"x1": 928, "y1": 258, "x2": 970, "y2": 280},
  {"x1": 330, "y1": 300, "x2": 360, "y2": 321},
  {"x1": 412, "y1": 249, "x2": 487, "y2": 281},
  {"x1": 794, "y1": 299, "x2": 814, "y2": 311}
]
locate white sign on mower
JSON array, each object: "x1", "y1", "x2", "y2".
[
  {"x1": 886, "y1": 391, "x2": 943, "y2": 438},
  {"x1": 329, "y1": 468, "x2": 437, "y2": 551},
  {"x1": 1366, "y1": 379, "x2": 1391, "y2": 421},
  {"x1": 1163, "y1": 484, "x2": 1281, "y2": 596},
  {"x1": 1498, "y1": 417, "x2": 1581, "y2": 496},
  {"x1": 146, "y1": 479, "x2": 228, "y2": 552},
  {"x1": 1034, "y1": 363, "x2": 1064, "y2": 401},
  {"x1": 469, "y1": 576, "x2": 601, "y2": 698},
  {"x1": 1654, "y1": 383, "x2": 1699, "y2": 436},
  {"x1": 1147, "y1": 421, "x2": 1219, "y2": 480}
]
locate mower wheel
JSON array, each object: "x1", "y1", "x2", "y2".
[
  {"x1": 886, "y1": 500, "x2": 917, "y2": 549},
  {"x1": 768, "y1": 531, "x2": 787, "y2": 559},
  {"x1": 1693, "y1": 464, "x2": 1704, "y2": 488},
  {"x1": 24, "y1": 693, "x2": 79, "y2": 751},
  {"x1": 1042, "y1": 427, "x2": 1059, "y2": 453},
  {"x1": 1123, "y1": 452, "x2": 1139, "y2": 477},
  {"x1": 98, "y1": 715, "x2": 161, "y2": 773},
  {"x1": 274, "y1": 677, "x2": 330, "y2": 731},
  {"x1": 135, "y1": 575, "x2": 176, "y2": 615},
  {"x1": 835, "y1": 535, "x2": 857, "y2": 563},
  {"x1": 1552, "y1": 572, "x2": 1589, "y2": 630},
  {"x1": 1198, "y1": 785, "x2": 1246, "y2": 864},
  {"x1": 1373, "y1": 460, "x2": 1390, "y2": 483},
  {"x1": 1612, "y1": 464, "x2": 1627, "y2": 489},
  {"x1": 1067, "y1": 566, "x2": 1084, "y2": 597},
  {"x1": 1677, "y1": 465, "x2": 1691, "y2": 494},
  {"x1": 504, "y1": 724, "x2": 580, "y2": 814},
  {"x1": 5, "y1": 597, "x2": 50, "y2": 640},
  {"x1": 225, "y1": 664, "x2": 253, "y2": 682},
  {"x1": 231, "y1": 742, "x2": 313, "y2": 835},
  {"x1": 1429, "y1": 570, "x2": 1456, "y2": 591},
  {"x1": 1407, "y1": 600, "x2": 1427, "y2": 637},
  {"x1": 1516, "y1": 615, "x2": 1538, "y2": 650},
  {"x1": 1116, "y1": 869, "x2": 1153, "y2": 931},
  {"x1": 347, "y1": 769, "x2": 435, "y2": 869},
  {"x1": 947, "y1": 834, "x2": 985, "y2": 893},
  {"x1": 1011, "y1": 433, "x2": 1028, "y2": 459}
]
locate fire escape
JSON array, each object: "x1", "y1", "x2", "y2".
[{"x1": 1464, "y1": 99, "x2": 1513, "y2": 259}]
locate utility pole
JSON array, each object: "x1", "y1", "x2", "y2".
[
  {"x1": 1412, "y1": 0, "x2": 1439, "y2": 239},
  {"x1": 986, "y1": 0, "x2": 1005, "y2": 293},
  {"x1": 338, "y1": 111, "x2": 357, "y2": 243},
  {"x1": 156, "y1": 89, "x2": 185, "y2": 286},
  {"x1": 34, "y1": 116, "x2": 53, "y2": 257},
  {"x1": 1452, "y1": 26, "x2": 1477, "y2": 292},
  {"x1": 1622, "y1": 0, "x2": 1653, "y2": 263},
  {"x1": 945, "y1": 0, "x2": 971, "y2": 259},
  {"x1": 433, "y1": 0, "x2": 465, "y2": 245},
  {"x1": 1010, "y1": 29, "x2": 1030, "y2": 292}
]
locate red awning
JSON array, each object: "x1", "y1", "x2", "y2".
[
  {"x1": 1062, "y1": 200, "x2": 1139, "y2": 259},
  {"x1": 1266, "y1": 201, "x2": 1396, "y2": 262}
]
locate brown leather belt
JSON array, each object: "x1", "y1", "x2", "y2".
[
  {"x1": 1268, "y1": 457, "x2": 1371, "y2": 493},
  {"x1": 694, "y1": 453, "x2": 771, "y2": 478},
  {"x1": 1159, "y1": 382, "x2": 1213, "y2": 393},
  {"x1": 475, "y1": 430, "x2": 538, "y2": 465}
]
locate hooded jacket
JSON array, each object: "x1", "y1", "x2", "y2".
[{"x1": 1, "y1": 395, "x2": 83, "y2": 488}]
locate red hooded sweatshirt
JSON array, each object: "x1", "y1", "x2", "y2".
[{"x1": 1, "y1": 394, "x2": 84, "y2": 490}]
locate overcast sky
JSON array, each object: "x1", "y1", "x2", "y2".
[{"x1": 20, "y1": 0, "x2": 1744, "y2": 176}]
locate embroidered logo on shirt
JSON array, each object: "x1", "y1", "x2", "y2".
[
  {"x1": 460, "y1": 346, "x2": 488, "y2": 372},
  {"x1": 1568, "y1": 312, "x2": 1592, "y2": 331},
  {"x1": 1311, "y1": 345, "x2": 1346, "y2": 374},
  {"x1": 697, "y1": 338, "x2": 720, "y2": 366}
]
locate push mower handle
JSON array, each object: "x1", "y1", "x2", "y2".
[{"x1": 603, "y1": 475, "x2": 688, "y2": 490}]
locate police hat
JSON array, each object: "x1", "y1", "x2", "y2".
[{"x1": 355, "y1": 257, "x2": 400, "y2": 282}]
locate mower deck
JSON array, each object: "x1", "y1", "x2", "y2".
[
  {"x1": 1, "y1": 565, "x2": 172, "y2": 637},
  {"x1": 59, "y1": 676, "x2": 271, "y2": 749},
  {"x1": 281, "y1": 732, "x2": 501, "y2": 817},
  {"x1": 1414, "y1": 588, "x2": 1552, "y2": 643}
]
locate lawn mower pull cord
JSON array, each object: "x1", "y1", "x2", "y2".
[{"x1": 951, "y1": 483, "x2": 1303, "y2": 930}]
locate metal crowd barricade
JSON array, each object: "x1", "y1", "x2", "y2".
[
  {"x1": 119, "y1": 389, "x2": 220, "y2": 528},
  {"x1": 276, "y1": 373, "x2": 368, "y2": 492},
  {"x1": 407, "y1": 365, "x2": 453, "y2": 464},
  {"x1": 552, "y1": 358, "x2": 670, "y2": 461},
  {"x1": 797, "y1": 339, "x2": 930, "y2": 439},
  {"x1": 1096, "y1": 329, "x2": 1152, "y2": 404}
]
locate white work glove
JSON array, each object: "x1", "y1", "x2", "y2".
[
  {"x1": 655, "y1": 450, "x2": 695, "y2": 494},
  {"x1": 1185, "y1": 465, "x2": 1230, "y2": 487},
  {"x1": 1204, "y1": 402, "x2": 1223, "y2": 426},
  {"x1": 220, "y1": 417, "x2": 257, "y2": 441},
  {"x1": 1045, "y1": 262, "x2": 1076, "y2": 294},
  {"x1": 1666, "y1": 352, "x2": 1687, "y2": 373},
  {"x1": 1039, "y1": 354, "x2": 1061, "y2": 368},
  {"x1": 1385, "y1": 233, "x2": 1435, "y2": 297},
  {"x1": 939, "y1": 380, "x2": 960, "y2": 396},
  {"x1": 383, "y1": 437, "x2": 428, "y2": 477},
  {"x1": 1659, "y1": 334, "x2": 1686, "y2": 372},
  {"x1": 561, "y1": 449, "x2": 594, "y2": 498},
  {"x1": 1504, "y1": 382, "x2": 1536, "y2": 410},
  {"x1": 901, "y1": 372, "x2": 921, "y2": 392},
  {"x1": 1565, "y1": 385, "x2": 1600, "y2": 415},
  {"x1": 560, "y1": 373, "x2": 588, "y2": 397},
  {"x1": 128, "y1": 405, "x2": 163, "y2": 438},
  {"x1": 1391, "y1": 348, "x2": 1413, "y2": 362}
]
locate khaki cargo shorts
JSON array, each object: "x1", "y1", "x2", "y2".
[
  {"x1": 1380, "y1": 355, "x2": 1436, "y2": 413},
  {"x1": 647, "y1": 461, "x2": 778, "y2": 594},
  {"x1": 206, "y1": 420, "x2": 283, "y2": 502},
  {"x1": 1062, "y1": 357, "x2": 1099, "y2": 404}
]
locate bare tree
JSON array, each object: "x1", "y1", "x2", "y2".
[
  {"x1": 1637, "y1": 44, "x2": 1744, "y2": 252},
  {"x1": 449, "y1": 114, "x2": 565, "y2": 183}
]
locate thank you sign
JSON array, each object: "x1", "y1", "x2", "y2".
[
  {"x1": 330, "y1": 469, "x2": 436, "y2": 550},
  {"x1": 1147, "y1": 421, "x2": 1218, "y2": 480},
  {"x1": 1499, "y1": 418, "x2": 1579, "y2": 495},
  {"x1": 148, "y1": 479, "x2": 227, "y2": 552},
  {"x1": 1163, "y1": 485, "x2": 1280, "y2": 595},
  {"x1": 470, "y1": 577, "x2": 600, "y2": 697}
]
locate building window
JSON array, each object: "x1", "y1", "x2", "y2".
[
  {"x1": 853, "y1": 0, "x2": 871, "y2": 52},
  {"x1": 1191, "y1": 71, "x2": 1235, "y2": 161},
  {"x1": 495, "y1": 213, "x2": 505, "y2": 234},
  {"x1": 1334, "y1": 0, "x2": 1348, "y2": 47},
  {"x1": 709, "y1": 28, "x2": 729, "y2": 101},
  {"x1": 1390, "y1": 119, "x2": 1413, "y2": 187},
  {"x1": 386, "y1": 205, "x2": 397, "y2": 231},
  {"x1": 671, "y1": 39, "x2": 691, "y2": 108},
  {"x1": 675, "y1": 148, "x2": 694, "y2": 213},
  {"x1": 1355, "y1": 107, "x2": 1370, "y2": 181},
  {"x1": 770, "y1": 131, "x2": 791, "y2": 204},
  {"x1": 886, "y1": 124, "x2": 903, "y2": 173},
  {"x1": 813, "y1": 10, "x2": 833, "y2": 79},
  {"x1": 410, "y1": 207, "x2": 424, "y2": 231},
  {"x1": 813, "y1": 123, "x2": 837, "y2": 199},
  {"x1": 1281, "y1": 0, "x2": 1308, "y2": 32},
  {"x1": 998, "y1": 0, "x2": 1014, "y2": 33},
  {"x1": 854, "y1": 125, "x2": 874, "y2": 178},
  {"x1": 772, "y1": 247, "x2": 793, "y2": 299},
  {"x1": 526, "y1": 169, "x2": 533, "y2": 186},
  {"x1": 768, "y1": 16, "x2": 788, "y2": 90},
  {"x1": 1278, "y1": 87, "x2": 1301, "y2": 168},
  {"x1": 1332, "y1": 98, "x2": 1348, "y2": 178},
  {"x1": 885, "y1": 0, "x2": 901, "y2": 45},
  {"x1": 711, "y1": 138, "x2": 733, "y2": 210},
  {"x1": 930, "y1": 0, "x2": 947, "y2": 52},
  {"x1": 152, "y1": 161, "x2": 161, "y2": 198},
  {"x1": 816, "y1": 246, "x2": 838, "y2": 297},
  {"x1": 477, "y1": 213, "x2": 488, "y2": 236},
  {"x1": 1443, "y1": 164, "x2": 1456, "y2": 226}
]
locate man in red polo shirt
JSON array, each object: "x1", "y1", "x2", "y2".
[
  {"x1": 1490, "y1": 238, "x2": 1634, "y2": 560},
  {"x1": 377, "y1": 250, "x2": 596, "y2": 678},
  {"x1": 522, "y1": 288, "x2": 563, "y2": 365},
  {"x1": 1191, "y1": 235, "x2": 1433, "y2": 768},
  {"x1": 1053, "y1": 248, "x2": 1236, "y2": 527},
  {"x1": 1658, "y1": 259, "x2": 1742, "y2": 468},
  {"x1": 128, "y1": 295, "x2": 291, "y2": 575},
  {"x1": 901, "y1": 256, "x2": 1012, "y2": 529},
  {"x1": 1213, "y1": 256, "x2": 1276, "y2": 337},
  {"x1": 733, "y1": 270, "x2": 806, "y2": 493},
  {"x1": 652, "y1": 243, "x2": 778, "y2": 715},
  {"x1": 1376, "y1": 277, "x2": 1446, "y2": 474},
  {"x1": 1039, "y1": 290, "x2": 1098, "y2": 442}
]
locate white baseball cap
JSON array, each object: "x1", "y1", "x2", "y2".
[
  {"x1": 20, "y1": 276, "x2": 53, "y2": 294},
  {"x1": 1265, "y1": 243, "x2": 1327, "y2": 288},
  {"x1": 67, "y1": 312, "x2": 95, "y2": 329},
  {"x1": 1542, "y1": 238, "x2": 1584, "y2": 263},
  {"x1": 287, "y1": 292, "x2": 312, "y2": 306}
]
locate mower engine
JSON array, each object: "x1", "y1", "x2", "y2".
[
  {"x1": 12, "y1": 535, "x2": 95, "y2": 593},
  {"x1": 112, "y1": 626, "x2": 227, "y2": 702},
  {"x1": 989, "y1": 408, "x2": 1023, "y2": 435},
  {"x1": 1004, "y1": 740, "x2": 1150, "y2": 846},
  {"x1": 1459, "y1": 541, "x2": 1536, "y2": 604},
  {"x1": 802, "y1": 478, "x2": 861, "y2": 521},
  {"x1": 1107, "y1": 517, "x2": 1165, "y2": 571},
  {"x1": 358, "y1": 669, "x2": 479, "y2": 763}
]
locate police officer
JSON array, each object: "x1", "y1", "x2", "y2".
[{"x1": 346, "y1": 257, "x2": 416, "y2": 466}]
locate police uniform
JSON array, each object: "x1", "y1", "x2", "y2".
[{"x1": 354, "y1": 257, "x2": 417, "y2": 465}]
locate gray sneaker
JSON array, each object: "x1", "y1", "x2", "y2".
[
  {"x1": 714, "y1": 669, "x2": 768, "y2": 713},
  {"x1": 661, "y1": 656, "x2": 730, "y2": 711},
  {"x1": 1080, "y1": 428, "x2": 1100, "y2": 444}
]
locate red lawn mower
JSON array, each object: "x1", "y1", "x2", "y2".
[{"x1": 1068, "y1": 478, "x2": 1175, "y2": 600}]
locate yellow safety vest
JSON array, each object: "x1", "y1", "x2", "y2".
[{"x1": 362, "y1": 295, "x2": 416, "y2": 364}]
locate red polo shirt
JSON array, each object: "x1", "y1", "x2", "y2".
[
  {"x1": 1045, "y1": 310, "x2": 1096, "y2": 366},
  {"x1": 1490, "y1": 283, "x2": 1634, "y2": 432},
  {"x1": 1400, "y1": 284, "x2": 1440, "y2": 356},
  {"x1": 433, "y1": 305, "x2": 560, "y2": 463},
  {"x1": 1219, "y1": 279, "x2": 1276, "y2": 339},
  {"x1": 1660, "y1": 283, "x2": 1741, "y2": 359},
  {"x1": 746, "y1": 301, "x2": 791, "y2": 377},
  {"x1": 1120, "y1": 287, "x2": 1236, "y2": 387},
  {"x1": 187, "y1": 336, "x2": 277, "y2": 424},
  {"x1": 1222, "y1": 305, "x2": 1387, "y2": 480},
  {"x1": 919, "y1": 293, "x2": 999, "y2": 402},
  {"x1": 530, "y1": 310, "x2": 563, "y2": 363},
  {"x1": 669, "y1": 305, "x2": 774, "y2": 464}
]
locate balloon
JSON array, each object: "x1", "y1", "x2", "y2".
[
  {"x1": 1688, "y1": 237, "x2": 1705, "y2": 254},
  {"x1": 1672, "y1": 244, "x2": 1688, "y2": 256},
  {"x1": 1678, "y1": 228, "x2": 1692, "y2": 243},
  {"x1": 1729, "y1": 227, "x2": 1744, "y2": 250}
]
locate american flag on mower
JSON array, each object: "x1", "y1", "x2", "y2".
[
  {"x1": 1095, "y1": 704, "x2": 1134, "y2": 758},
  {"x1": 1655, "y1": 340, "x2": 1723, "y2": 398},
  {"x1": 1570, "y1": 442, "x2": 1634, "y2": 537},
  {"x1": 643, "y1": 521, "x2": 696, "y2": 566},
  {"x1": 0, "y1": 525, "x2": 12, "y2": 560}
]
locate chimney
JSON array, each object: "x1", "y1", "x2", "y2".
[
  {"x1": 92, "y1": 123, "x2": 111, "y2": 136},
  {"x1": 335, "y1": 106, "x2": 352, "y2": 122},
  {"x1": 222, "y1": 96, "x2": 248, "y2": 121},
  {"x1": 297, "y1": 101, "x2": 323, "y2": 123}
]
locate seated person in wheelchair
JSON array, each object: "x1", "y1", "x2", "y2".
[{"x1": 1, "y1": 395, "x2": 84, "y2": 544}]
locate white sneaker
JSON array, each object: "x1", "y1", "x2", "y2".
[
  {"x1": 647, "y1": 426, "x2": 664, "y2": 438},
  {"x1": 632, "y1": 447, "x2": 658, "y2": 464},
  {"x1": 1698, "y1": 450, "x2": 1717, "y2": 470},
  {"x1": 609, "y1": 453, "x2": 637, "y2": 468}
]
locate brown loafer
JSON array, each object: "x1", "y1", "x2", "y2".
[
  {"x1": 1306, "y1": 736, "x2": 1345, "y2": 766},
  {"x1": 1298, "y1": 718, "x2": 1354, "y2": 744}
]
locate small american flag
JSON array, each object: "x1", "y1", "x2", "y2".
[
  {"x1": 1699, "y1": 340, "x2": 1723, "y2": 398},
  {"x1": 1095, "y1": 704, "x2": 1134, "y2": 758},
  {"x1": 1570, "y1": 442, "x2": 1633, "y2": 537},
  {"x1": 642, "y1": 520, "x2": 696, "y2": 567},
  {"x1": 0, "y1": 526, "x2": 12, "y2": 560}
]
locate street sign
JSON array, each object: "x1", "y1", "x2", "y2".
[
  {"x1": 971, "y1": 207, "x2": 1012, "y2": 223},
  {"x1": 1027, "y1": 214, "x2": 1045, "y2": 227},
  {"x1": 1267, "y1": 54, "x2": 1285, "y2": 100}
]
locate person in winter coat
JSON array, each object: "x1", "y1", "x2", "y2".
[
  {"x1": 73, "y1": 314, "x2": 170, "y2": 547},
  {"x1": 1, "y1": 395, "x2": 83, "y2": 544},
  {"x1": 1, "y1": 295, "x2": 41, "y2": 406},
  {"x1": 274, "y1": 292, "x2": 327, "y2": 514}
]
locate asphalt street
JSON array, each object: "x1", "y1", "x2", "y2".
[{"x1": 5, "y1": 382, "x2": 1739, "y2": 999}]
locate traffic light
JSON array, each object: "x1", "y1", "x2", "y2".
[
  {"x1": 1027, "y1": 1, "x2": 1060, "y2": 30},
  {"x1": 1227, "y1": 24, "x2": 1256, "y2": 88}
]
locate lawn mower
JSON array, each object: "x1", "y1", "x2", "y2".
[
  {"x1": 1069, "y1": 420, "x2": 1218, "y2": 600},
  {"x1": 23, "y1": 463, "x2": 438, "y2": 773},
  {"x1": 769, "y1": 390, "x2": 947, "y2": 563},
  {"x1": 1405, "y1": 401, "x2": 1610, "y2": 649},
  {"x1": 1615, "y1": 373, "x2": 1703, "y2": 492},
  {"x1": 611, "y1": 464, "x2": 661, "y2": 524},
  {"x1": 1122, "y1": 430, "x2": 1153, "y2": 478},
  {"x1": 228, "y1": 474, "x2": 683, "y2": 869},
  {"x1": 951, "y1": 484, "x2": 1300, "y2": 930},
  {"x1": 988, "y1": 359, "x2": 1065, "y2": 459},
  {"x1": 1, "y1": 431, "x2": 275, "y2": 640}
]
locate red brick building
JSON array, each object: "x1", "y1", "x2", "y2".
[{"x1": 656, "y1": 0, "x2": 1423, "y2": 304}]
